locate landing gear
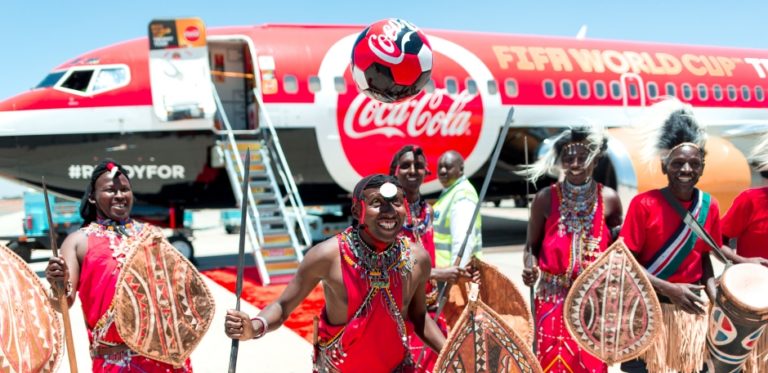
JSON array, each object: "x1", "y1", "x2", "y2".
[
  {"x1": 168, "y1": 235, "x2": 195, "y2": 263},
  {"x1": 8, "y1": 241, "x2": 31, "y2": 262}
]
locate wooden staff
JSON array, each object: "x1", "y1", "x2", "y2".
[
  {"x1": 228, "y1": 149, "x2": 251, "y2": 373},
  {"x1": 42, "y1": 178, "x2": 78, "y2": 373}
]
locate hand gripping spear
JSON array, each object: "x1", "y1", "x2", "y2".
[
  {"x1": 228, "y1": 149, "x2": 251, "y2": 373},
  {"x1": 42, "y1": 178, "x2": 78, "y2": 373},
  {"x1": 416, "y1": 107, "x2": 515, "y2": 366}
]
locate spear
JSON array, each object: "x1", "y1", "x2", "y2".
[
  {"x1": 43, "y1": 178, "x2": 78, "y2": 373},
  {"x1": 228, "y1": 149, "x2": 251, "y2": 373},
  {"x1": 417, "y1": 107, "x2": 515, "y2": 364},
  {"x1": 523, "y1": 136, "x2": 538, "y2": 355}
]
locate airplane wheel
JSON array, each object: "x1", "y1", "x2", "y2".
[
  {"x1": 169, "y1": 236, "x2": 195, "y2": 263},
  {"x1": 8, "y1": 241, "x2": 31, "y2": 262},
  {"x1": 225, "y1": 225, "x2": 240, "y2": 235}
]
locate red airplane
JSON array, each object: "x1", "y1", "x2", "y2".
[{"x1": 1, "y1": 20, "x2": 765, "y2": 226}]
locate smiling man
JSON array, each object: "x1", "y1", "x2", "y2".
[
  {"x1": 225, "y1": 174, "x2": 445, "y2": 372},
  {"x1": 432, "y1": 151, "x2": 482, "y2": 271},
  {"x1": 619, "y1": 101, "x2": 750, "y2": 373}
]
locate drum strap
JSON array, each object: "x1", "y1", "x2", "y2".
[{"x1": 660, "y1": 187, "x2": 730, "y2": 266}]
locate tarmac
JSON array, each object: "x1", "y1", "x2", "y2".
[{"x1": 2, "y1": 199, "x2": 725, "y2": 372}]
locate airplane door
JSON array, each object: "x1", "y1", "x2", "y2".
[
  {"x1": 147, "y1": 18, "x2": 216, "y2": 122},
  {"x1": 208, "y1": 38, "x2": 259, "y2": 131},
  {"x1": 620, "y1": 72, "x2": 646, "y2": 109}
]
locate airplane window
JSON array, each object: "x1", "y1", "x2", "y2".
[
  {"x1": 505, "y1": 78, "x2": 519, "y2": 98},
  {"x1": 697, "y1": 84, "x2": 708, "y2": 101},
  {"x1": 610, "y1": 80, "x2": 621, "y2": 99},
  {"x1": 681, "y1": 83, "x2": 692, "y2": 100},
  {"x1": 647, "y1": 82, "x2": 658, "y2": 99},
  {"x1": 756, "y1": 86, "x2": 765, "y2": 102},
  {"x1": 487, "y1": 80, "x2": 498, "y2": 95},
  {"x1": 283, "y1": 74, "x2": 299, "y2": 94},
  {"x1": 61, "y1": 70, "x2": 94, "y2": 92},
  {"x1": 665, "y1": 83, "x2": 676, "y2": 97},
  {"x1": 577, "y1": 80, "x2": 590, "y2": 99},
  {"x1": 543, "y1": 80, "x2": 555, "y2": 98},
  {"x1": 445, "y1": 77, "x2": 458, "y2": 94},
  {"x1": 727, "y1": 85, "x2": 737, "y2": 101},
  {"x1": 560, "y1": 80, "x2": 573, "y2": 98},
  {"x1": 466, "y1": 79, "x2": 477, "y2": 95},
  {"x1": 36, "y1": 71, "x2": 66, "y2": 88},
  {"x1": 308, "y1": 76, "x2": 321, "y2": 93},
  {"x1": 334, "y1": 76, "x2": 346, "y2": 94},
  {"x1": 741, "y1": 85, "x2": 751, "y2": 101},
  {"x1": 425, "y1": 79, "x2": 436, "y2": 93},
  {"x1": 628, "y1": 82, "x2": 638, "y2": 99},
  {"x1": 92, "y1": 67, "x2": 129, "y2": 93},
  {"x1": 593, "y1": 81, "x2": 606, "y2": 99},
  {"x1": 713, "y1": 85, "x2": 723, "y2": 101}
]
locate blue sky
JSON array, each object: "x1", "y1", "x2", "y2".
[{"x1": 0, "y1": 0, "x2": 765, "y2": 196}]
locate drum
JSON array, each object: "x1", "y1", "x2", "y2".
[{"x1": 706, "y1": 262, "x2": 768, "y2": 372}]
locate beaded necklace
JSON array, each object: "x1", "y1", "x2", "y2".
[
  {"x1": 84, "y1": 218, "x2": 144, "y2": 270},
  {"x1": 344, "y1": 228, "x2": 413, "y2": 288},
  {"x1": 403, "y1": 198, "x2": 431, "y2": 237},
  {"x1": 557, "y1": 180, "x2": 598, "y2": 236}
]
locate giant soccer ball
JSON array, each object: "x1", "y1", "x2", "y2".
[{"x1": 350, "y1": 19, "x2": 433, "y2": 103}]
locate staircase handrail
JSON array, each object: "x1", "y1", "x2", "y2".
[{"x1": 252, "y1": 88, "x2": 312, "y2": 248}]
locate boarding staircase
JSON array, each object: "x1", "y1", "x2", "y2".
[{"x1": 213, "y1": 85, "x2": 311, "y2": 285}]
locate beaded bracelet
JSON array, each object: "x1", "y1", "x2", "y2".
[{"x1": 251, "y1": 315, "x2": 268, "y2": 339}]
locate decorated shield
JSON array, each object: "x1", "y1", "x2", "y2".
[
  {"x1": 442, "y1": 258, "x2": 534, "y2": 344},
  {"x1": 564, "y1": 238, "x2": 662, "y2": 364},
  {"x1": 0, "y1": 244, "x2": 62, "y2": 372},
  {"x1": 435, "y1": 283, "x2": 542, "y2": 373},
  {"x1": 113, "y1": 230, "x2": 215, "y2": 366}
]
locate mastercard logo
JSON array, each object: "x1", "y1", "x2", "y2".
[{"x1": 184, "y1": 26, "x2": 200, "y2": 42}]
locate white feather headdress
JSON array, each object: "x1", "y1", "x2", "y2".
[
  {"x1": 749, "y1": 132, "x2": 768, "y2": 171},
  {"x1": 519, "y1": 120, "x2": 607, "y2": 183},
  {"x1": 638, "y1": 98, "x2": 706, "y2": 167}
]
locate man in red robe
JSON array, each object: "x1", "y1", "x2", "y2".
[
  {"x1": 225, "y1": 174, "x2": 445, "y2": 372},
  {"x1": 619, "y1": 101, "x2": 750, "y2": 373}
]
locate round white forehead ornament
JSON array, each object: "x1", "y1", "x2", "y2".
[{"x1": 380, "y1": 182, "x2": 398, "y2": 199}]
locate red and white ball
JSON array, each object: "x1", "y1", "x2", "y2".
[{"x1": 350, "y1": 19, "x2": 433, "y2": 103}]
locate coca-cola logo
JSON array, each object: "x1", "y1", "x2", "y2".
[
  {"x1": 337, "y1": 61, "x2": 483, "y2": 183},
  {"x1": 344, "y1": 91, "x2": 475, "y2": 139},
  {"x1": 184, "y1": 26, "x2": 200, "y2": 42},
  {"x1": 316, "y1": 32, "x2": 497, "y2": 193},
  {"x1": 367, "y1": 19, "x2": 418, "y2": 65}
]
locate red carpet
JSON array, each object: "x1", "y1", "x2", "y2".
[{"x1": 202, "y1": 267, "x2": 325, "y2": 342}]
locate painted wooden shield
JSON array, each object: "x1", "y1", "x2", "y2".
[
  {"x1": 442, "y1": 258, "x2": 534, "y2": 344},
  {"x1": 564, "y1": 238, "x2": 662, "y2": 364},
  {"x1": 435, "y1": 283, "x2": 542, "y2": 373},
  {"x1": 0, "y1": 244, "x2": 62, "y2": 372},
  {"x1": 113, "y1": 231, "x2": 215, "y2": 366}
]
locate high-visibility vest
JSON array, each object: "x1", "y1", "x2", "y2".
[{"x1": 432, "y1": 177, "x2": 482, "y2": 268}]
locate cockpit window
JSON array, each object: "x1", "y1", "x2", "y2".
[
  {"x1": 92, "y1": 67, "x2": 129, "y2": 93},
  {"x1": 36, "y1": 71, "x2": 66, "y2": 88},
  {"x1": 55, "y1": 64, "x2": 131, "y2": 95},
  {"x1": 61, "y1": 70, "x2": 94, "y2": 92}
]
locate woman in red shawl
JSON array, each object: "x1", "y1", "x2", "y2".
[
  {"x1": 45, "y1": 159, "x2": 192, "y2": 372},
  {"x1": 521, "y1": 126, "x2": 623, "y2": 372}
]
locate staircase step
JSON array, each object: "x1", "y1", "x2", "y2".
[
  {"x1": 236, "y1": 142, "x2": 262, "y2": 151},
  {"x1": 266, "y1": 261, "x2": 300, "y2": 272},
  {"x1": 261, "y1": 247, "x2": 296, "y2": 257},
  {"x1": 259, "y1": 216, "x2": 287, "y2": 225},
  {"x1": 263, "y1": 255, "x2": 298, "y2": 263},
  {"x1": 268, "y1": 273, "x2": 296, "y2": 285}
]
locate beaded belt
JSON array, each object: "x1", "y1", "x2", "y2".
[{"x1": 535, "y1": 270, "x2": 574, "y2": 302}]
